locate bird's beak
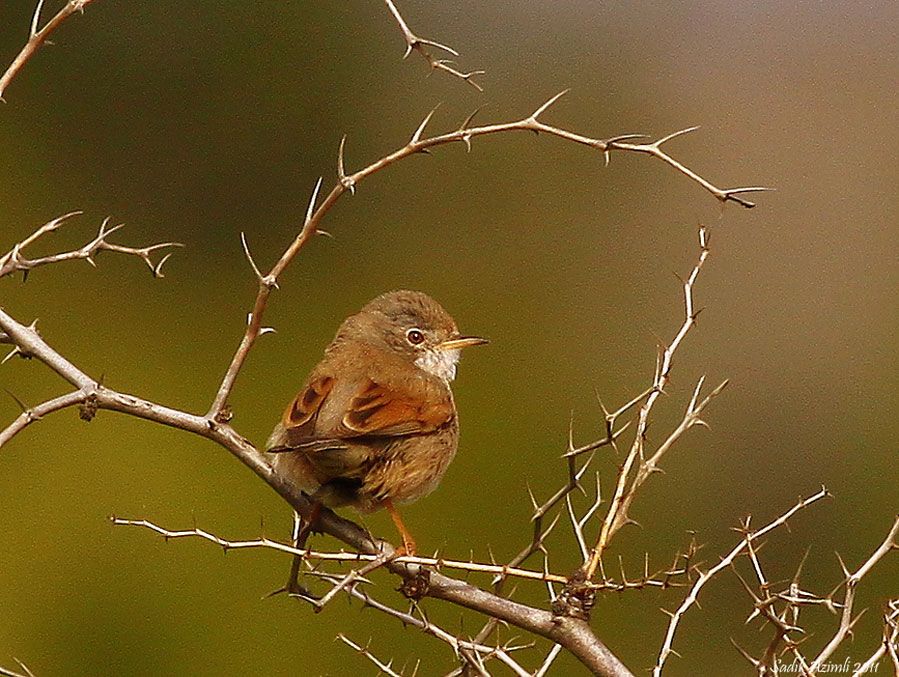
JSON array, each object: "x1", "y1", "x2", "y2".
[{"x1": 438, "y1": 336, "x2": 490, "y2": 351}]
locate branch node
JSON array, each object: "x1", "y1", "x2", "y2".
[{"x1": 337, "y1": 135, "x2": 356, "y2": 194}]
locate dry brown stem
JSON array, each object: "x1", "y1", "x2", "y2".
[
  {"x1": 383, "y1": 0, "x2": 484, "y2": 90},
  {"x1": 653, "y1": 487, "x2": 830, "y2": 675},
  {"x1": 582, "y1": 226, "x2": 727, "y2": 581},
  {"x1": 0, "y1": 0, "x2": 101, "y2": 101},
  {"x1": 0, "y1": 211, "x2": 182, "y2": 280}
]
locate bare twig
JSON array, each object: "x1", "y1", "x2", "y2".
[
  {"x1": 329, "y1": 582, "x2": 532, "y2": 677},
  {"x1": 583, "y1": 226, "x2": 725, "y2": 580},
  {"x1": 534, "y1": 643, "x2": 564, "y2": 677},
  {"x1": 337, "y1": 634, "x2": 404, "y2": 677},
  {"x1": 463, "y1": 393, "x2": 643, "y2": 668},
  {"x1": 110, "y1": 516, "x2": 682, "y2": 593},
  {"x1": 383, "y1": 0, "x2": 484, "y2": 91},
  {"x1": 852, "y1": 599, "x2": 899, "y2": 676},
  {"x1": 0, "y1": 0, "x2": 101, "y2": 101},
  {"x1": 0, "y1": 212, "x2": 183, "y2": 280},
  {"x1": 810, "y1": 516, "x2": 899, "y2": 673},
  {"x1": 0, "y1": 657, "x2": 34, "y2": 677},
  {"x1": 730, "y1": 564, "x2": 810, "y2": 674},
  {"x1": 739, "y1": 544, "x2": 823, "y2": 673},
  {"x1": 0, "y1": 389, "x2": 90, "y2": 447},
  {"x1": 653, "y1": 487, "x2": 831, "y2": 676}
]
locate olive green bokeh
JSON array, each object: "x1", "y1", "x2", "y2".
[{"x1": 1, "y1": 1, "x2": 896, "y2": 675}]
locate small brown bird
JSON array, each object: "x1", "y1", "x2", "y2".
[{"x1": 266, "y1": 290, "x2": 487, "y2": 556}]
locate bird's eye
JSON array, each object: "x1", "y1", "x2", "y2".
[{"x1": 405, "y1": 328, "x2": 425, "y2": 345}]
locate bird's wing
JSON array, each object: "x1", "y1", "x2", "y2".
[
  {"x1": 270, "y1": 374, "x2": 340, "y2": 451},
  {"x1": 338, "y1": 377, "x2": 454, "y2": 437},
  {"x1": 282, "y1": 375, "x2": 335, "y2": 430},
  {"x1": 274, "y1": 369, "x2": 453, "y2": 453}
]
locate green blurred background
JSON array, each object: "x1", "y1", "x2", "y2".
[{"x1": 1, "y1": 1, "x2": 896, "y2": 675}]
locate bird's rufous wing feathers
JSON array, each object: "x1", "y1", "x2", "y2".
[
  {"x1": 278, "y1": 372, "x2": 453, "y2": 450},
  {"x1": 339, "y1": 379, "x2": 453, "y2": 437}
]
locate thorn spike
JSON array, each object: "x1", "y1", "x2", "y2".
[
  {"x1": 411, "y1": 104, "x2": 441, "y2": 145},
  {"x1": 304, "y1": 177, "x2": 324, "y2": 227},
  {"x1": 531, "y1": 89, "x2": 570, "y2": 120}
]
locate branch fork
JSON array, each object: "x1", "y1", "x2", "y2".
[
  {"x1": 384, "y1": 0, "x2": 484, "y2": 91},
  {"x1": 0, "y1": 0, "x2": 101, "y2": 101},
  {"x1": 0, "y1": 212, "x2": 183, "y2": 280}
]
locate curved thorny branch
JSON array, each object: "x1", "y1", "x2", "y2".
[{"x1": 208, "y1": 92, "x2": 768, "y2": 421}]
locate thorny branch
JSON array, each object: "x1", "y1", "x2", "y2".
[
  {"x1": 450, "y1": 224, "x2": 720, "y2": 674},
  {"x1": 853, "y1": 599, "x2": 899, "y2": 676},
  {"x1": 582, "y1": 226, "x2": 727, "y2": 581},
  {"x1": 0, "y1": 658, "x2": 34, "y2": 677},
  {"x1": 725, "y1": 516, "x2": 899, "y2": 675},
  {"x1": 0, "y1": 308, "x2": 631, "y2": 674},
  {"x1": 457, "y1": 423, "x2": 631, "y2": 670},
  {"x1": 736, "y1": 536, "x2": 812, "y2": 672},
  {"x1": 383, "y1": 0, "x2": 484, "y2": 91},
  {"x1": 110, "y1": 516, "x2": 691, "y2": 594},
  {"x1": 653, "y1": 487, "x2": 831, "y2": 676},
  {"x1": 0, "y1": 211, "x2": 182, "y2": 281},
  {"x1": 457, "y1": 289, "x2": 704, "y2": 673},
  {"x1": 337, "y1": 634, "x2": 406, "y2": 677},
  {"x1": 331, "y1": 580, "x2": 533, "y2": 677},
  {"x1": 207, "y1": 92, "x2": 767, "y2": 423},
  {"x1": 0, "y1": 390, "x2": 89, "y2": 446},
  {"x1": 0, "y1": 0, "x2": 101, "y2": 101},
  {"x1": 810, "y1": 516, "x2": 899, "y2": 673}
]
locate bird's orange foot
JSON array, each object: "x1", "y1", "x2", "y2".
[
  {"x1": 395, "y1": 535, "x2": 417, "y2": 558},
  {"x1": 383, "y1": 498, "x2": 418, "y2": 558}
]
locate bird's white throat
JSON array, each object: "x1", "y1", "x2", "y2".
[{"x1": 416, "y1": 349, "x2": 460, "y2": 382}]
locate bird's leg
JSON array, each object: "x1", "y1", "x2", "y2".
[{"x1": 383, "y1": 498, "x2": 417, "y2": 556}]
